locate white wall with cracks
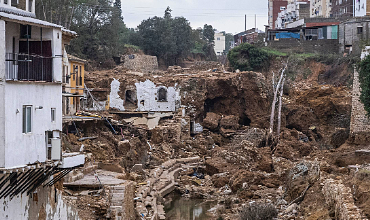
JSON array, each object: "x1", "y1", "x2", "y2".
[
  {"x1": 0, "y1": 185, "x2": 79, "y2": 220},
  {"x1": 136, "y1": 80, "x2": 180, "y2": 112},
  {"x1": 109, "y1": 79, "x2": 181, "y2": 112}
]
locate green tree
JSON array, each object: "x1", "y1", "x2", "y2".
[
  {"x1": 203, "y1": 24, "x2": 215, "y2": 44},
  {"x1": 358, "y1": 55, "x2": 370, "y2": 115},
  {"x1": 225, "y1": 33, "x2": 234, "y2": 53},
  {"x1": 136, "y1": 7, "x2": 193, "y2": 66}
]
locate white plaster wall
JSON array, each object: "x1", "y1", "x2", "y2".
[
  {"x1": 3, "y1": 82, "x2": 62, "y2": 168},
  {"x1": 52, "y1": 28, "x2": 62, "y2": 82},
  {"x1": 0, "y1": 20, "x2": 6, "y2": 167},
  {"x1": 109, "y1": 78, "x2": 125, "y2": 111},
  {"x1": 0, "y1": 185, "x2": 79, "y2": 220},
  {"x1": 355, "y1": 0, "x2": 367, "y2": 17},
  {"x1": 136, "y1": 80, "x2": 179, "y2": 112}
]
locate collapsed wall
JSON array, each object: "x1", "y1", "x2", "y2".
[
  {"x1": 122, "y1": 54, "x2": 158, "y2": 72},
  {"x1": 349, "y1": 47, "x2": 370, "y2": 144},
  {"x1": 322, "y1": 179, "x2": 367, "y2": 220}
]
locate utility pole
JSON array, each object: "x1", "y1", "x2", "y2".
[
  {"x1": 245, "y1": 14, "x2": 247, "y2": 31},
  {"x1": 255, "y1": 14, "x2": 257, "y2": 30}
]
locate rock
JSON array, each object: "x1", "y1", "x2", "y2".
[
  {"x1": 131, "y1": 164, "x2": 143, "y2": 173},
  {"x1": 285, "y1": 203, "x2": 298, "y2": 213},
  {"x1": 220, "y1": 115, "x2": 240, "y2": 130},
  {"x1": 330, "y1": 128, "x2": 349, "y2": 148},
  {"x1": 203, "y1": 112, "x2": 221, "y2": 131}
]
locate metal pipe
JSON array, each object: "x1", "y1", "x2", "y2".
[
  {"x1": 45, "y1": 169, "x2": 73, "y2": 187},
  {"x1": 18, "y1": 168, "x2": 47, "y2": 195},
  {"x1": 0, "y1": 173, "x2": 15, "y2": 190},
  {"x1": 9, "y1": 169, "x2": 37, "y2": 198},
  {"x1": 0, "y1": 170, "x2": 32, "y2": 199},
  {"x1": 27, "y1": 167, "x2": 56, "y2": 195}
]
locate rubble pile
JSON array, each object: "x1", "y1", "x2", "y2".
[{"x1": 59, "y1": 57, "x2": 370, "y2": 220}]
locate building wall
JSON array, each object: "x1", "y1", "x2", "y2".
[
  {"x1": 339, "y1": 19, "x2": 370, "y2": 55},
  {"x1": 3, "y1": 82, "x2": 62, "y2": 167},
  {"x1": 349, "y1": 47, "x2": 370, "y2": 144},
  {"x1": 68, "y1": 60, "x2": 85, "y2": 114},
  {"x1": 136, "y1": 80, "x2": 180, "y2": 112},
  {"x1": 267, "y1": 38, "x2": 339, "y2": 53},
  {"x1": 0, "y1": 185, "x2": 79, "y2": 220},
  {"x1": 214, "y1": 33, "x2": 226, "y2": 55},
  {"x1": 332, "y1": 0, "x2": 353, "y2": 17},
  {"x1": 310, "y1": 0, "x2": 332, "y2": 18},
  {"x1": 354, "y1": 0, "x2": 368, "y2": 16},
  {"x1": 0, "y1": 20, "x2": 5, "y2": 167},
  {"x1": 270, "y1": 0, "x2": 288, "y2": 28}
]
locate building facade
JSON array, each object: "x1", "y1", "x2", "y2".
[
  {"x1": 310, "y1": 0, "x2": 333, "y2": 18},
  {"x1": 214, "y1": 32, "x2": 226, "y2": 55},
  {"x1": 332, "y1": 0, "x2": 353, "y2": 17},
  {"x1": 354, "y1": 0, "x2": 370, "y2": 16},
  {"x1": 0, "y1": 1, "x2": 83, "y2": 219},
  {"x1": 268, "y1": 0, "x2": 288, "y2": 28},
  {"x1": 276, "y1": 0, "x2": 310, "y2": 29}
]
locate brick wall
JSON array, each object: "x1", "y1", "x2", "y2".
[{"x1": 267, "y1": 39, "x2": 339, "y2": 54}]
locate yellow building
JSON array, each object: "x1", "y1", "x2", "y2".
[{"x1": 62, "y1": 55, "x2": 86, "y2": 115}]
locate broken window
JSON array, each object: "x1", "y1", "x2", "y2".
[
  {"x1": 23, "y1": 105, "x2": 32, "y2": 133},
  {"x1": 158, "y1": 88, "x2": 167, "y2": 102}
]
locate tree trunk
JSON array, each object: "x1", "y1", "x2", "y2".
[
  {"x1": 277, "y1": 77, "x2": 285, "y2": 136},
  {"x1": 269, "y1": 67, "x2": 285, "y2": 134}
]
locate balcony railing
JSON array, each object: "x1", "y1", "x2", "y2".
[{"x1": 6, "y1": 53, "x2": 53, "y2": 82}]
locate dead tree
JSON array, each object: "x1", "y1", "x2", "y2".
[
  {"x1": 269, "y1": 66, "x2": 286, "y2": 134},
  {"x1": 277, "y1": 77, "x2": 285, "y2": 136}
]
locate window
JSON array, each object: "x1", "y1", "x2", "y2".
[
  {"x1": 23, "y1": 105, "x2": 32, "y2": 133},
  {"x1": 72, "y1": 65, "x2": 75, "y2": 80},
  {"x1": 20, "y1": 25, "x2": 31, "y2": 39},
  {"x1": 217, "y1": 37, "x2": 221, "y2": 40},
  {"x1": 79, "y1": 66, "x2": 82, "y2": 86},
  {"x1": 51, "y1": 108, "x2": 56, "y2": 122},
  {"x1": 157, "y1": 88, "x2": 167, "y2": 102},
  {"x1": 357, "y1": 26, "x2": 363, "y2": 34}
]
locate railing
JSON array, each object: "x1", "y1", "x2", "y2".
[{"x1": 6, "y1": 53, "x2": 53, "y2": 82}]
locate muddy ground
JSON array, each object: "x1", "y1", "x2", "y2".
[{"x1": 61, "y1": 59, "x2": 370, "y2": 220}]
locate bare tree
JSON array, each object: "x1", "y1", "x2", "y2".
[
  {"x1": 269, "y1": 66, "x2": 286, "y2": 134},
  {"x1": 277, "y1": 77, "x2": 285, "y2": 136}
]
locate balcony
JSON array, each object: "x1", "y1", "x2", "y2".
[{"x1": 6, "y1": 53, "x2": 53, "y2": 82}]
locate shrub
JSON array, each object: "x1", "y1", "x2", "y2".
[
  {"x1": 239, "y1": 203, "x2": 278, "y2": 220},
  {"x1": 227, "y1": 43, "x2": 270, "y2": 71}
]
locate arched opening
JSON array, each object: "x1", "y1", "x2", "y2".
[
  {"x1": 158, "y1": 88, "x2": 167, "y2": 102},
  {"x1": 124, "y1": 90, "x2": 137, "y2": 110}
]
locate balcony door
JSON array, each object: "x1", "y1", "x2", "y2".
[{"x1": 18, "y1": 41, "x2": 52, "y2": 81}]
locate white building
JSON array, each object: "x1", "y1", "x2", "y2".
[
  {"x1": 0, "y1": 1, "x2": 83, "y2": 219},
  {"x1": 355, "y1": 0, "x2": 369, "y2": 17},
  {"x1": 214, "y1": 32, "x2": 226, "y2": 55},
  {"x1": 276, "y1": 1, "x2": 310, "y2": 29},
  {"x1": 310, "y1": 0, "x2": 332, "y2": 18}
]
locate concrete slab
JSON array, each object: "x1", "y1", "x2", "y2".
[{"x1": 64, "y1": 170, "x2": 125, "y2": 189}]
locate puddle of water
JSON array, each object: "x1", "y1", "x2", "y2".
[{"x1": 164, "y1": 193, "x2": 216, "y2": 220}]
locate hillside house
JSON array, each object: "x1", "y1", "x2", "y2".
[{"x1": 0, "y1": 0, "x2": 83, "y2": 218}]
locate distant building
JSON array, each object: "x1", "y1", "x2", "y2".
[
  {"x1": 62, "y1": 55, "x2": 86, "y2": 116},
  {"x1": 310, "y1": 0, "x2": 333, "y2": 18},
  {"x1": 332, "y1": 0, "x2": 353, "y2": 17},
  {"x1": 214, "y1": 32, "x2": 226, "y2": 55},
  {"x1": 234, "y1": 28, "x2": 263, "y2": 46},
  {"x1": 354, "y1": 0, "x2": 370, "y2": 16},
  {"x1": 339, "y1": 17, "x2": 370, "y2": 55},
  {"x1": 268, "y1": 0, "x2": 288, "y2": 29},
  {"x1": 276, "y1": 0, "x2": 310, "y2": 29}
]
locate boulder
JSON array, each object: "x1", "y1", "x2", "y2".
[
  {"x1": 220, "y1": 115, "x2": 240, "y2": 130},
  {"x1": 203, "y1": 112, "x2": 221, "y2": 131}
]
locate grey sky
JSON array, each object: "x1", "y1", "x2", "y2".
[{"x1": 121, "y1": 0, "x2": 268, "y2": 34}]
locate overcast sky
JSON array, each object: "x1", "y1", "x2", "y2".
[{"x1": 121, "y1": 0, "x2": 268, "y2": 34}]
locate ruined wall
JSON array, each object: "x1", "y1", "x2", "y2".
[
  {"x1": 0, "y1": 185, "x2": 79, "y2": 220},
  {"x1": 349, "y1": 48, "x2": 370, "y2": 144},
  {"x1": 322, "y1": 179, "x2": 367, "y2": 220},
  {"x1": 123, "y1": 54, "x2": 158, "y2": 72},
  {"x1": 136, "y1": 80, "x2": 180, "y2": 112},
  {"x1": 268, "y1": 39, "x2": 339, "y2": 54},
  {"x1": 109, "y1": 78, "x2": 125, "y2": 111}
]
